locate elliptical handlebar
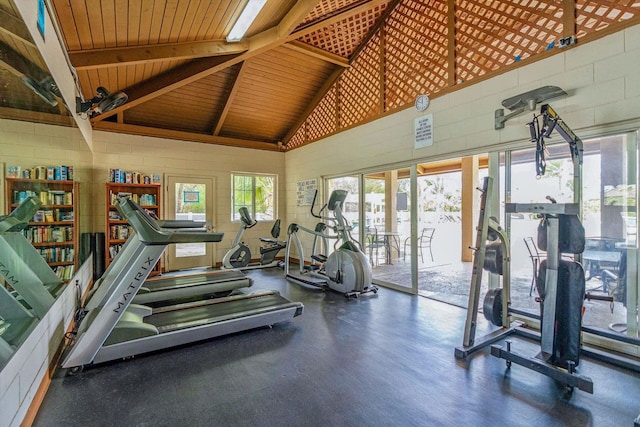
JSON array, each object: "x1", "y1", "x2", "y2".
[{"x1": 310, "y1": 190, "x2": 329, "y2": 220}]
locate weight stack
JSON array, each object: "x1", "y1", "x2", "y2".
[
  {"x1": 93, "y1": 232, "x2": 106, "y2": 280},
  {"x1": 537, "y1": 259, "x2": 585, "y2": 367}
]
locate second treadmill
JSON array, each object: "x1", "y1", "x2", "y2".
[{"x1": 62, "y1": 197, "x2": 303, "y2": 369}]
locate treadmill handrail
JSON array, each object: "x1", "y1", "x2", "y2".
[
  {"x1": 156, "y1": 220, "x2": 206, "y2": 229},
  {"x1": 0, "y1": 195, "x2": 42, "y2": 232},
  {"x1": 116, "y1": 197, "x2": 223, "y2": 244}
]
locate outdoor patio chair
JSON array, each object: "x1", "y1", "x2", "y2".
[
  {"x1": 366, "y1": 226, "x2": 386, "y2": 266},
  {"x1": 404, "y1": 227, "x2": 435, "y2": 263}
]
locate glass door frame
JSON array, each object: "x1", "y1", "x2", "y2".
[{"x1": 164, "y1": 174, "x2": 216, "y2": 271}]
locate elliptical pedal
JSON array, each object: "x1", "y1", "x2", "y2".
[{"x1": 311, "y1": 254, "x2": 327, "y2": 263}]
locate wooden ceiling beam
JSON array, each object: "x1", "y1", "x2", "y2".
[
  {"x1": 562, "y1": 0, "x2": 576, "y2": 38},
  {"x1": 213, "y1": 62, "x2": 247, "y2": 136},
  {"x1": 447, "y1": 0, "x2": 456, "y2": 86},
  {"x1": 283, "y1": 41, "x2": 349, "y2": 67},
  {"x1": 277, "y1": 0, "x2": 322, "y2": 37},
  {"x1": 69, "y1": 40, "x2": 249, "y2": 70},
  {"x1": 93, "y1": 121, "x2": 283, "y2": 152},
  {"x1": 91, "y1": 54, "x2": 244, "y2": 122},
  {"x1": 93, "y1": 0, "x2": 320, "y2": 122},
  {"x1": 73, "y1": 0, "x2": 381, "y2": 70}
]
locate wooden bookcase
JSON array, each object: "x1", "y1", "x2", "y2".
[
  {"x1": 105, "y1": 182, "x2": 161, "y2": 272},
  {"x1": 5, "y1": 178, "x2": 79, "y2": 280}
]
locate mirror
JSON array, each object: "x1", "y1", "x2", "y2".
[{"x1": 0, "y1": 0, "x2": 76, "y2": 370}]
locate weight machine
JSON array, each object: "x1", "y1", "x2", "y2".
[
  {"x1": 455, "y1": 103, "x2": 628, "y2": 394},
  {"x1": 455, "y1": 176, "x2": 594, "y2": 393},
  {"x1": 457, "y1": 103, "x2": 640, "y2": 396}
]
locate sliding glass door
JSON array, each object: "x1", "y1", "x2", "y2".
[
  {"x1": 363, "y1": 169, "x2": 412, "y2": 292},
  {"x1": 325, "y1": 156, "x2": 488, "y2": 296}
]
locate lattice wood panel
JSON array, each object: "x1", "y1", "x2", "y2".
[
  {"x1": 384, "y1": 0, "x2": 448, "y2": 110},
  {"x1": 288, "y1": 126, "x2": 307, "y2": 149},
  {"x1": 297, "y1": 2, "x2": 390, "y2": 58},
  {"x1": 337, "y1": 34, "x2": 381, "y2": 128},
  {"x1": 300, "y1": 0, "x2": 368, "y2": 26},
  {"x1": 576, "y1": 0, "x2": 640, "y2": 36},
  {"x1": 306, "y1": 87, "x2": 338, "y2": 142},
  {"x1": 455, "y1": 0, "x2": 562, "y2": 84}
]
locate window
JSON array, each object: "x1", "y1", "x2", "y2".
[{"x1": 231, "y1": 173, "x2": 276, "y2": 221}]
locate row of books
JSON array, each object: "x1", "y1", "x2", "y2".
[
  {"x1": 32, "y1": 209, "x2": 74, "y2": 223},
  {"x1": 110, "y1": 225, "x2": 132, "y2": 240},
  {"x1": 7, "y1": 165, "x2": 74, "y2": 181},
  {"x1": 109, "y1": 169, "x2": 161, "y2": 185},
  {"x1": 38, "y1": 247, "x2": 75, "y2": 263},
  {"x1": 109, "y1": 191, "x2": 157, "y2": 207},
  {"x1": 13, "y1": 190, "x2": 73, "y2": 206},
  {"x1": 109, "y1": 243, "x2": 124, "y2": 259},
  {"x1": 22, "y1": 226, "x2": 73, "y2": 243},
  {"x1": 54, "y1": 265, "x2": 75, "y2": 281}
]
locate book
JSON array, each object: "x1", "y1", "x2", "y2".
[
  {"x1": 44, "y1": 210, "x2": 55, "y2": 223},
  {"x1": 7, "y1": 165, "x2": 21, "y2": 178}
]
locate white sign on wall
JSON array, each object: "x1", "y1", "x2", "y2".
[
  {"x1": 414, "y1": 114, "x2": 433, "y2": 149},
  {"x1": 296, "y1": 178, "x2": 318, "y2": 206}
]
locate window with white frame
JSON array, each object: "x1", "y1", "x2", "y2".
[{"x1": 231, "y1": 173, "x2": 276, "y2": 221}]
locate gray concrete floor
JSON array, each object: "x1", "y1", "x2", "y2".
[{"x1": 34, "y1": 268, "x2": 640, "y2": 426}]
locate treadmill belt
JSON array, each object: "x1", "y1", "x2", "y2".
[
  {"x1": 147, "y1": 270, "x2": 248, "y2": 291},
  {"x1": 147, "y1": 293, "x2": 293, "y2": 332}
]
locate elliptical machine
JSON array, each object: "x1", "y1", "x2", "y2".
[
  {"x1": 222, "y1": 207, "x2": 286, "y2": 270},
  {"x1": 284, "y1": 190, "x2": 377, "y2": 298}
]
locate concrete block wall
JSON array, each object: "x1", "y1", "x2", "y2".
[
  {"x1": 91, "y1": 131, "x2": 287, "y2": 261},
  {"x1": 0, "y1": 120, "x2": 93, "y2": 232}
]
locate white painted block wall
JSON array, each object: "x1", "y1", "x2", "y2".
[{"x1": 0, "y1": 258, "x2": 92, "y2": 427}]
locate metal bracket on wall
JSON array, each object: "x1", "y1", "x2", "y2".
[{"x1": 494, "y1": 85, "x2": 567, "y2": 130}]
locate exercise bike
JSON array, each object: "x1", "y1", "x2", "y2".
[
  {"x1": 221, "y1": 207, "x2": 286, "y2": 270},
  {"x1": 284, "y1": 189, "x2": 377, "y2": 298}
]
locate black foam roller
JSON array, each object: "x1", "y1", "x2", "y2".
[
  {"x1": 93, "y1": 232, "x2": 106, "y2": 279},
  {"x1": 80, "y1": 232, "x2": 93, "y2": 265}
]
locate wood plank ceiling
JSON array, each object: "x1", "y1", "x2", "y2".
[
  {"x1": 1, "y1": 1, "x2": 639, "y2": 151},
  {"x1": 50, "y1": 0, "x2": 395, "y2": 151}
]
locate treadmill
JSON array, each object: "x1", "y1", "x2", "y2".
[
  {"x1": 86, "y1": 208, "x2": 252, "y2": 309},
  {"x1": 0, "y1": 196, "x2": 60, "y2": 368},
  {"x1": 61, "y1": 197, "x2": 303, "y2": 369},
  {"x1": 0, "y1": 196, "x2": 63, "y2": 317}
]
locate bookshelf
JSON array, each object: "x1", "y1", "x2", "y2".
[
  {"x1": 105, "y1": 182, "x2": 162, "y2": 272},
  {"x1": 5, "y1": 178, "x2": 79, "y2": 280}
]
